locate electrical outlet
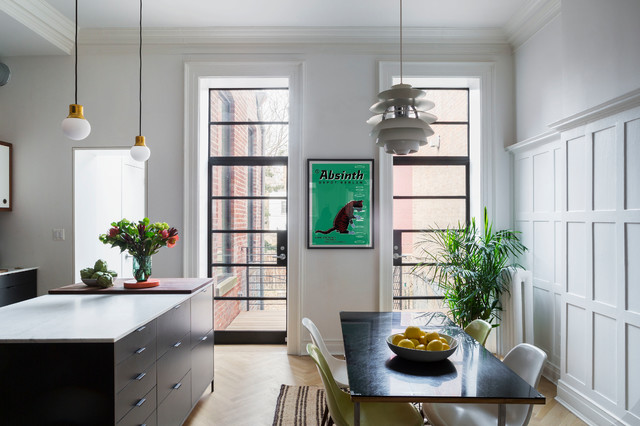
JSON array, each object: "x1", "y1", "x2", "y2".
[{"x1": 53, "y1": 228, "x2": 65, "y2": 241}]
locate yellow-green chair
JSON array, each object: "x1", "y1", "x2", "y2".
[
  {"x1": 306, "y1": 343, "x2": 423, "y2": 426},
  {"x1": 464, "y1": 319, "x2": 492, "y2": 346}
]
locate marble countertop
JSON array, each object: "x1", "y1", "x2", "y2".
[
  {"x1": 0, "y1": 293, "x2": 194, "y2": 343},
  {"x1": 0, "y1": 267, "x2": 38, "y2": 276}
]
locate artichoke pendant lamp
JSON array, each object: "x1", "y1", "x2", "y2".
[
  {"x1": 61, "y1": 0, "x2": 91, "y2": 141},
  {"x1": 130, "y1": 0, "x2": 150, "y2": 162},
  {"x1": 368, "y1": 0, "x2": 437, "y2": 155}
]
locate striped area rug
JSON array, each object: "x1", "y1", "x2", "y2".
[{"x1": 272, "y1": 385, "x2": 329, "y2": 426}]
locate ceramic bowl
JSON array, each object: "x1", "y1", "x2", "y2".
[
  {"x1": 81, "y1": 278, "x2": 99, "y2": 286},
  {"x1": 386, "y1": 333, "x2": 458, "y2": 362}
]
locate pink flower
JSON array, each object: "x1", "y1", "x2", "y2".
[
  {"x1": 167, "y1": 235, "x2": 179, "y2": 248},
  {"x1": 108, "y1": 227, "x2": 119, "y2": 237},
  {"x1": 161, "y1": 229, "x2": 169, "y2": 239}
]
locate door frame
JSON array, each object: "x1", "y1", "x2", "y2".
[{"x1": 184, "y1": 62, "x2": 303, "y2": 352}]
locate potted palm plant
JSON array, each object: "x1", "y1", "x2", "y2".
[{"x1": 413, "y1": 208, "x2": 527, "y2": 328}]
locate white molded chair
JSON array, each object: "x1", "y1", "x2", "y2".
[
  {"x1": 302, "y1": 317, "x2": 349, "y2": 387},
  {"x1": 422, "y1": 343, "x2": 547, "y2": 426}
]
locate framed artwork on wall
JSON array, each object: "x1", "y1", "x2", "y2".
[{"x1": 307, "y1": 159, "x2": 373, "y2": 249}]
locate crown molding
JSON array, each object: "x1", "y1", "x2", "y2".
[
  {"x1": 81, "y1": 26, "x2": 509, "y2": 47},
  {"x1": 503, "y1": 0, "x2": 561, "y2": 50},
  {"x1": 0, "y1": 0, "x2": 74, "y2": 54},
  {"x1": 549, "y1": 88, "x2": 640, "y2": 132}
]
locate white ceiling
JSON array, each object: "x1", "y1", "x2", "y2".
[{"x1": 0, "y1": 0, "x2": 534, "y2": 57}]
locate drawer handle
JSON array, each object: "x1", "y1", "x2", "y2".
[
  {"x1": 200, "y1": 336, "x2": 208, "y2": 342},
  {"x1": 135, "y1": 397, "x2": 146, "y2": 407},
  {"x1": 173, "y1": 341, "x2": 182, "y2": 348},
  {"x1": 173, "y1": 382, "x2": 182, "y2": 390},
  {"x1": 135, "y1": 347, "x2": 146, "y2": 354},
  {"x1": 173, "y1": 304, "x2": 181, "y2": 310},
  {"x1": 136, "y1": 325, "x2": 146, "y2": 332},
  {"x1": 135, "y1": 372, "x2": 146, "y2": 381}
]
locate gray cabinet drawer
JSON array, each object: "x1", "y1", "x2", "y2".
[
  {"x1": 116, "y1": 362, "x2": 156, "y2": 422},
  {"x1": 191, "y1": 329, "x2": 213, "y2": 406},
  {"x1": 115, "y1": 341, "x2": 156, "y2": 393},
  {"x1": 157, "y1": 332, "x2": 190, "y2": 404},
  {"x1": 116, "y1": 385, "x2": 157, "y2": 426},
  {"x1": 158, "y1": 370, "x2": 192, "y2": 426},
  {"x1": 190, "y1": 286, "x2": 212, "y2": 349},
  {"x1": 157, "y1": 303, "x2": 190, "y2": 357},
  {"x1": 115, "y1": 320, "x2": 156, "y2": 365}
]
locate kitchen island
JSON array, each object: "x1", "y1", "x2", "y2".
[{"x1": 0, "y1": 278, "x2": 213, "y2": 425}]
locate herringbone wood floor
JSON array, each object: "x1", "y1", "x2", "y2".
[{"x1": 183, "y1": 345, "x2": 587, "y2": 426}]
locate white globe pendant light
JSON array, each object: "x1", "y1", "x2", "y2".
[
  {"x1": 368, "y1": 0, "x2": 437, "y2": 155},
  {"x1": 62, "y1": 0, "x2": 91, "y2": 141},
  {"x1": 130, "y1": 0, "x2": 150, "y2": 162}
]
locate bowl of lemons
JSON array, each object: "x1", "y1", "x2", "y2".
[{"x1": 386, "y1": 325, "x2": 458, "y2": 362}]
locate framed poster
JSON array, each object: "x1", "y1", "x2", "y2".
[{"x1": 307, "y1": 159, "x2": 373, "y2": 249}]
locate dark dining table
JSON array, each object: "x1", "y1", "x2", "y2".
[{"x1": 339, "y1": 311, "x2": 545, "y2": 426}]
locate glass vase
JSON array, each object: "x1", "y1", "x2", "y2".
[{"x1": 132, "y1": 255, "x2": 152, "y2": 282}]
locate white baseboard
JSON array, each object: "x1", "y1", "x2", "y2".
[{"x1": 556, "y1": 380, "x2": 627, "y2": 425}]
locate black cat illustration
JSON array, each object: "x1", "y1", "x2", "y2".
[{"x1": 315, "y1": 200, "x2": 364, "y2": 234}]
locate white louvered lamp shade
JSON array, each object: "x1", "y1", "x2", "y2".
[{"x1": 368, "y1": 83, "x2": 437, "y2": 155}]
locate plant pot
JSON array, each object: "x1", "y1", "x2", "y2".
[{"x1": 132, "y1": 255, "x2": 152, "y2": 282}]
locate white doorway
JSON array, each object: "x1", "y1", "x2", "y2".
[{"x1": 73, "y1": 148, "x2": 146, "y2": 282}]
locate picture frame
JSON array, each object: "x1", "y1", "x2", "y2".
[{"x1": 307, "y1": 159, "x2": 374, "y2": 249}]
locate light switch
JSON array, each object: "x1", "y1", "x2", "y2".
[{"x1": 53, "y1": 228, "x2": 65, "y2": 241}]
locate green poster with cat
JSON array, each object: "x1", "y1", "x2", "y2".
[{"x1": 308, "y1": 159, "x2": 373, "y2": 248}]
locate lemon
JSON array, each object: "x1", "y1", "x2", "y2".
[
  {"x1": 425, "y1": 331, "x2": 440, "y2": 342},
  {"x1": 398, "y1": 339, "x2": 415, "y2": 349},
  {"x1": 404, "y1": 326, "x2": 422, "y2": 339},
  {"x1": 409, "y1": 338, "x2": 420, "y2": 347},
  {"x1": 418, "y1": 335, "x2": 427, "y2": 345},
  {"x1": 391, "y1": 334, "x2": 405, "y2": 346},
  {"x1": 426, "y1": 339, "x2": 443, "y2": 351},
  {"x1": 442, "y1": 344, "x2": 451, "y2": 350},
  {"x1": 415, "y1": 344, "x2": 426, "y2": 350},
  {"x1": 439, "y1": 337, "x2": 448, "y2": 344}
]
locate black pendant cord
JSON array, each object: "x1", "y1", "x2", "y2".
[
  {"x1": 138, "y1": 0, "x2": 143, "y2": 136},
  {"x1": 74, "y1": 0, "x2": 78, "y2": 104},
  {"x1": 399, "y1": 0, "x2": 403, "y2": 85}
]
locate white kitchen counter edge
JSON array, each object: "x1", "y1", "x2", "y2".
[
  {"x1": 0, "y1": 291, "x2": 200, "y2": 343},
  {"x1": 0, "y1": 267, "x2": 38, "y2": 276}
]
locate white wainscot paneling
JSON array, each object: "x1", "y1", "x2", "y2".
[
  {"x1": 515, "y1": 156, "x2": 533, "y2": 214},
  {"x1": 533, "y1": 286, "x2": 553, "y2": 356},
  {"x1": 554, "y1": 148, "x2": 563, "y2": 212},
  {"x1": 567, "y1": 136, "x2": 587, "y2": 212},
  {"x1": 533, "y1": 151, "x2": 554, "y2": 212},
  {"x1": 593, "y1": 313, "x2": 617, "y2": 403},
  {"x1": 626, "y1": 223, "x2": 640, "y2": 314},
  {"x1": 567, "y1": 222, "x2": 587, "y2": 297},
  {"x1": 533, "y1": 221, "x2": 554, "y2": 283},
  {"x1": 516, "y1": 220, "x2": 533, "y2": 271},
  {"x1": 627, "y1": 324, "x2": 640, "y2": 418},
  {"x1": 566, "y1": 304, "x2": 587, "y2": 384},
  {"x1": 553, "y1": 293, "x2": 562, "y2": 367},
  {"x1": 555, "y1": 221, "x2": 563, "y2": 284},
  {"x1": 593, "y1": 126, "x2": 617, "y2": 211},
  {"x1": 625, "y1": 118, "x2": 640, "y2": 210},
  {"x1": 593, "y1": 222, "x2": 617, "y2": 307}
]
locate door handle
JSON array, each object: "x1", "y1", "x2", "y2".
[
  {"x1": 393, "y1": 253, "x2": 407, "y2": 260},
  {"x1": 272, "y1": 254, "x2": 286, "y2": 260}
]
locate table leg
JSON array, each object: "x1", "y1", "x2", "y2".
[
  {"x1": 498, "y1": 404, "x2": 506, "y2": 426},
  {"x1": 354, "y1": 401, "x2": 360, "y2": 426}
]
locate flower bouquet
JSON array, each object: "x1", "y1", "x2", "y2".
[{"x1": 99, "y1": 217, "x2": 178, "y2": 281}]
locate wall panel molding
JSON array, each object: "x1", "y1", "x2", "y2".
[{"x1": 511, "y1": 102, "x2": 640, "y2": 425}]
